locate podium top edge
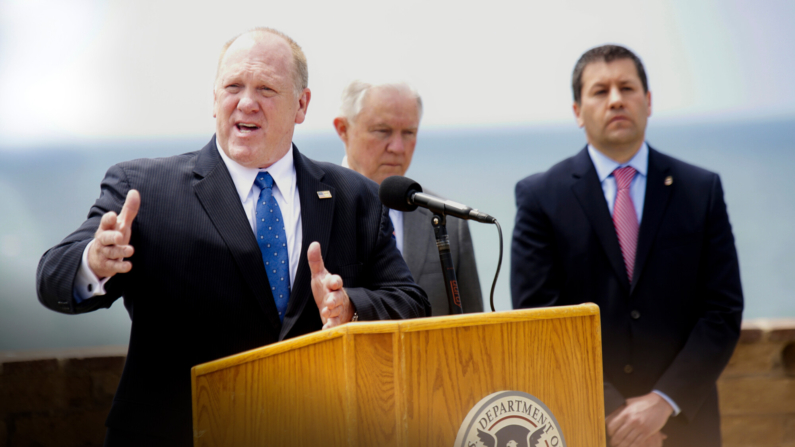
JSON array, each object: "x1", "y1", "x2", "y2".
[
  {"x1": 192, "y1": 304, "x2": 599, "y2": 376},
  {"x1": 395, "y1": 303, "x2": 600, "y2": 332}
]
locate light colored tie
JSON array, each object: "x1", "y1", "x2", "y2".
[{"x1": 613, "y1": 166, "x2": 639, "y2": 283}]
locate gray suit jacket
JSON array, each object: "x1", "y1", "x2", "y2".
[{"x1": 402, "y1": 207, "x2": 484, "y2": 315}]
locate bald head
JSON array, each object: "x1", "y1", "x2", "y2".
[{"x1": 216, "y1": 28, "x2": 308, "y2": 96}]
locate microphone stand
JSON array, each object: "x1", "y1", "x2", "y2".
[{"x1": 431, "y1": 213, "x2": 463, "y2": 315}]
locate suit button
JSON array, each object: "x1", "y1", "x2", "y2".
[
  {"x1": 624, "y1": 364, "x2": 634, "y2": 374},
  {"x1": 630, "y1": 310, "x2": 640, "y2": 319}
]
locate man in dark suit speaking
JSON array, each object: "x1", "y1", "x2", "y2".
[
  {"x1": 511, "y1": 45, "x2": 743, "y2": 447},
  {"x1": 333, "y1": 80, "x2": 483, "y2": 315},
  {"x1": 36, "y1": 28, "x2": 429, "y2": 446}
]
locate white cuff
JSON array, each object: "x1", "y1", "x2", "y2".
[
  {"x1": 652, "y1": 390, "x2": 681, "y2": 417},
  {"x1": 74, "y1": 240, "x2": 110, "y2": 302}
]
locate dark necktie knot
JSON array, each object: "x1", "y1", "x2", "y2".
[
  {"x1": 254, "y1": 172, "x2": 274, "y2": 191},
  {"x1": 613, "y1": 166, "x2": 637, "y2": 190}
]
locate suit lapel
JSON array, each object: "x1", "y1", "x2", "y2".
[
  {"x1": 192, "y1": 137, "x2": 282, "y2": 338},
  {"x1": 631, "y1": 147, "x2": 673, "y2": 294},
  {"x1": 279, "y1": 146, "x2": 335, "y2": 340},
  {"x1": 401, "y1": 207, "x2": 432, "y2": 281},
  {"x1": 569, "y1": 147, "x2": 631, "y2": 292}
]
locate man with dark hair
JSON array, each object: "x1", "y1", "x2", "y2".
[
  {"x1": 511, "y1": 44, "x2": 743, "y2": 447},
  {"x1": 571, "y1": 45, "x2": 649, "y2": 104},
  {"x1": 36, "y1": 28, "x2": 429, "y2": 447}
]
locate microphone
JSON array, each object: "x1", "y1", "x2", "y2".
[{"x1": 379, "y1": 176, "x2": 496, "y2": 224}]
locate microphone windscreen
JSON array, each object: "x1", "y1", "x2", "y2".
[{"x1": 379, "y1": 176, "x2": 423, "y2": 212}]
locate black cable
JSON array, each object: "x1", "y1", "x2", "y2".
[{"x1": 489, "y1": 220, "x2": 502, "y2": 312}]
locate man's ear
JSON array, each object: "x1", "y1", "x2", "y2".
[
  {"x1": 333, "y1": 117, "x2": 349, "y2": 144},
  {"x1": 294, "y1": 88, "x2": 312, "y2": 124},
  {"x1": 573, "y1": 101, "x2": 584, "y2": 128}
]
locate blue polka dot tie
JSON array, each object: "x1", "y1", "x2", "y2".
[{"x1": 254, "y1": 172, "x2": 290, "y2": 323}]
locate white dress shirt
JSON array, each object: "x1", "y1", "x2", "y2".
[
  {"x1": 340, "y1": 155, "x2": 403, "y2": 255},
  {"x1": 74, "y1": 141, "x2": 302, "y2": 301},
  {"x1": 586, "y1": 142, "x2": 681, "y2": 416}
]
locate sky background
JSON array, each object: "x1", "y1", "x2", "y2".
[
  {"x1": 1, "y1": 0, "x2": 794, "y2": 146},
  {"x1": 1, "y1": 0, "x2": 795, "y2": 351}
]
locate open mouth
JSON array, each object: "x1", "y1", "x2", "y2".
[{"x1": 236, "y1": 123, "x2": 260, "y2": 133}]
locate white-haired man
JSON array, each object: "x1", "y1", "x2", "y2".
[{"x1": 333, "y1": 81, "x2": 483, "y2": 315}]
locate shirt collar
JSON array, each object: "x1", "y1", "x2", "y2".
[
  {"x1": 587, "y1": 142, "x2": 649, "y2": 182},
  {"x1": 341, "y1": 155, "x2": 350, "y2": 169},
  {"x1": 215, "y1": 140, "x2": 296, "y2": 204}
]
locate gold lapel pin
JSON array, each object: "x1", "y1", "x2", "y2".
[
  {"x1": 317, "y1": 190, "x2": 332, "y2": 199},
  {"x1": 664, "y1": 176, "x2": 673, "y2": 186}
]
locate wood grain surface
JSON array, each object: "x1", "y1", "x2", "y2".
[{"x1": 192, "y1": 304, "x2": 605, "y2": 446}]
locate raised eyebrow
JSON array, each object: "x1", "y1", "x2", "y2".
[
  {"x1": 222, "y1": 70, "x2": 241, "y2": 81},
  {"x1": 222, "y1": 75, "x2": 242, "y2": 87}
]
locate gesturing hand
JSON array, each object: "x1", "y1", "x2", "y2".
[
  {"x1": 88, "y1": 190, "x2": 140, "y2": 279},
  {"x1": 308, "y1": 241, "x2": 355, "y2": 329},
  {"x1": 607, "y1": 392, "x2": 673, "y2": 447}
]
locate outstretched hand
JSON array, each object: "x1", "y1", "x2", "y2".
[
  {"x1": 308, "y1": 241, "x2": 355, "y2": 329},
  {"x1": 88, "y1": 189, "x2": 140, "y2": 278}
]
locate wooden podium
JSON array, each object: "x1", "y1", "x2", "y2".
[{"x1": 191, "y1": 304, "x2": 605, "y2": 446}]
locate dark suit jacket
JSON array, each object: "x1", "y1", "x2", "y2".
[
  {"x1": 402, "y1": 207, "x2": 483, "y2": 315},
  {"x1": 510, "y1": 146, "x2": 743, "y2": 446},
  {"x1": 36, "y1": 137, "x2": 430, "y2": 445}
]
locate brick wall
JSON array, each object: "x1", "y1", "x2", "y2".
[
  {"x1": 719, "y1": 319, "x2": 795, "y2": 447},
  {"x1": 0, "y1": 347, "x2": 126, "y2": 447},
  {"x1": 1, "y1": 320, "x2": 794, "y2": 447}
]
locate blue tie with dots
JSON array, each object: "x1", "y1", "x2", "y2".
[{"x1": 254, "y1": 172, "x2": 290, "y2": 323}]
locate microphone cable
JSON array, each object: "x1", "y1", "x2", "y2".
[
  {"x1": 489, "y1": 220, "x2": 502, "y2": 312},
  {"x1": 378, "y1": 176, "x2": 502, "y2": 311}
]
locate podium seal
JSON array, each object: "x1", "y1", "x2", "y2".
[{"x1": 454, "y1": 390, "x2": 566, "y2": 447}]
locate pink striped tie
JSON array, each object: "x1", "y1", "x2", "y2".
[{"x1": 613, "y1": 166, "x2": 638, "y2": 283}]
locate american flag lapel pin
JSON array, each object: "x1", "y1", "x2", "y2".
[
  {"x1": 664, "y1": 176, "x2": 673, "y2": 186},
  {"x1": 317, "y1": 190, "x2": 332, "y2": 199}
]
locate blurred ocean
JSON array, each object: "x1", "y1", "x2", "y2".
[{"x1": 1, "y1": 118, "x2": 793, "y2": 351}]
